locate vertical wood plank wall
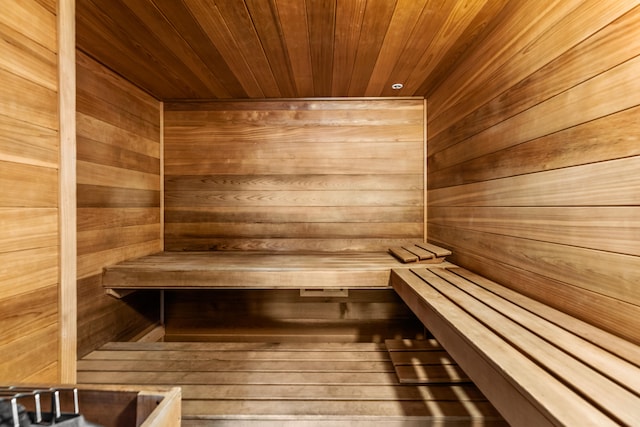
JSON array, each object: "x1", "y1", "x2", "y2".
[
  {"x1": 427, "y1": 1, "x2": 640, "y2": 344},
  {"x1": 0, "y1": 0, "x2": 60, "y2": 382},
  {"x1": 164, "y1": 99, "x2": 425, "y2": 252},
  {"x1": 76, "y1": 51, "x2": 162, "y2": 357}
]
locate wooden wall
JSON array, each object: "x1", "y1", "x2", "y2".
[
  {"x1": 0, "y1": 0, "x2": 60, "y2": 382},
  {"x1": 164, "y1": 99, "x2": 424, "y2": 252},
  {"x1": 76, "y1": 50, "x2": 162, "y2": 357},
  {"x1": 164, "y1": 289, "x2": 425, "y2": 343},
  {"x1": 427, "y1": 1, "x2": 640, "y2": 344}
]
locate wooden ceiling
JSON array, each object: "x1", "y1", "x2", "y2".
[{"x1": 76, "y1": 0, "x2": 509, "y2": 100}]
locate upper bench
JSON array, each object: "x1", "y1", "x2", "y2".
[{"x1": 101, "y1": 248, "x2": 453, "y2": 297}]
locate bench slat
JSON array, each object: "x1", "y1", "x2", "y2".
[
  {"x1": 403, "y1": 245, "x2": 435, "y2": 260},
  {"x1": 416, "y1": 268, "x2": 640, "y2": 425},
  {"x1": 431, "y1": 268, "x2": 640, "y2": 394},
  {"x1": 388, "y1": 247, "x2": 419, "y2": 263},
  {"x1": 452, "y1": 267, "x2": 640, "y2": 367},
  {"x1": 391, "y1": 268, "x2": 618, "y2": 427},
  {"x1": 415, "y1": 242, "x2": 452, "y2": 258}
]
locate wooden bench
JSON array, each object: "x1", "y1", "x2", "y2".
[
  {"x1": 391, "y1": 267, "x2": 640, "y2": 427},
  {"x1": 101, "y1": 250, "x2": 454, "y2": 297}
]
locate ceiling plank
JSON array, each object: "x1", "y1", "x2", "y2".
[
  {"x1": 364, "y1": 0, "x2": 429, "y2": 97},
  {"x1": 75, "y1": 0, "x2": 503, "y2": 100},
  {"x1": 149, "y1": 0, "x2": 245, "y2": 98},
  {"x1": 415, "y1": 0, "x2": 510, "y2": 97},
  {"x1": 76, "y1": 0, "x2": 186, "y2": 98},
  {"x1": 245, "y1": 0, "x2": 297, "y2": 97},
  {"x1": 306, "y1": 0, "x2": 337, "y2": 97},
  {"x1": 213, "y1": 0, "x2": 282, "y2": 98},
  {"x1": 185, "y1": 0, "x2": 265, "y2": 98},
  {"x1": 347, "y1": 0, "x2": 398, "y2": 97},
  {"x1": 376, "y1": 0, "x2": 457, "y2": 97},
  {"x1": 332, "y1": 0, "x2": 367, "y2": 96},
  {"x1": 275, "y1": 0, "x2": 314, "y2": 97}
]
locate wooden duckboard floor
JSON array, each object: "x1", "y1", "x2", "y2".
[
  {"x1": 78, "y1": 341, "x2": 506, "y2": 426},
  {"x1": 102, "y1": 251, "x2": 454, "y2": 291}
]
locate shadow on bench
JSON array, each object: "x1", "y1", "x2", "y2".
[{"x1": 391, "y1": 267, "x2": 640, "y2": 426}]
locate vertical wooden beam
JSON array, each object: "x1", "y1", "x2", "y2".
[
  {"x1": 58, "y1": 0, "x2": 77, "y2": 383},
  {"x1": 159, "y1": 102, "x2": 165, "y2": 327},
  {"x1": 423, "y1": 98, "x2": 428, "y2": 242},
  {"x1": 159, "y1": 101, "x2": 164, "y2": 250}
]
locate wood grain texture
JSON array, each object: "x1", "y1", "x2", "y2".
[
  {"x1": 75, "y1": 0, "x2": 508, "y2": 100},
  {"x1": 427, "y1": 1, "x2": 640, "y2": 341},
  {"x1": 78, "y1": 341, "x2": 505, "y2": 424},
  {"x1": 75, "y1": 51, "x2": 162, "y2": 356},
  {"x1": 0, "y1": 0, "x2": 59, "y2": 383},
  {"x1": 391, "y1": 268, "x2": 639, "y2": 426},
  {"x1": 162, "y1": 287, "x2": 424, "y2": 344},
  {"x1": 165, "y1": 99, "x2": 424, "y2": 251},
  {"x1": 101, "y1": 251, "x2": 454, "y2": 291},
  {"x1": 58, "y1": 0, "x2": 77, "y2": 383}
]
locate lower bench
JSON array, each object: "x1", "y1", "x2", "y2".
[{"x1": 391, "y1": 267, "x2": 640, "y2": 427}]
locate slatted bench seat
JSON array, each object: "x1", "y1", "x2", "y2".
[
  {"x1": 102, "y1": 250, "x2": 454, "y2": 296},
  {"x1": 390, "y1": 267, "x2": 640, "y2": 427}
]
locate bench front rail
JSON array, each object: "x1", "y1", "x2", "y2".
[{"x1": 391, "y1": 267, "x2": 640, "y2": 427}]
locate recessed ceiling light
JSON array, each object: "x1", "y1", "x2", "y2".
[{"x1": 391, "y1": 83, "x2": 403, "y2": 90}]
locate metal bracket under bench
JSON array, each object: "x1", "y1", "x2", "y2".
[{"x1": 390, "y1": 266, "x2": 640, "y2": 427}]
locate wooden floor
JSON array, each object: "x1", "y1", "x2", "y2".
[
  {"x1": 102, "y1": 251, "x2": 453, "y2": 292},
  {"x1": 78, "y1": 341, "x2": 506, "y2": 426}
]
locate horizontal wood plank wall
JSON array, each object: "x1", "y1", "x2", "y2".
[
  {"x1": 164, "y1": 289, "x2": 425, "y2": 343},
  {"x1": 427, "y1": 1, "x2": 640, "y2": 344},
  {"x1": 164, "y1": 99, "x2": 424, "y2": 252},
  {"x1": 0, "y1": 0, "x2": 59, "y2": 382},
  {"x1": 76, "y1": 51, "x2": 161, "y2": 357}
]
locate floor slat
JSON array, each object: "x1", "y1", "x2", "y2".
[{"x1": 78, "y1": 341, "x2": 504, "y2": 424}]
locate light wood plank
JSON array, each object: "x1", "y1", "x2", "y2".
[
  {"x1": 429, "y1": 223, "x2": 640, "y2": 305},
  {"x1": 58, "y1": 0, "x2": 77, "y2": 383},
  {"x1": 408, "y1": 267, "x2": 640, "y2": 425},
  {"x1": 0, "y1": 208, "x2": 57, "y2": 253},
  {"x1": 429, "y1": 0, "x2": 638, "y2": 140},
  {"x1": 164, "y1": 237, "x2": 430, "y2": 253},
  {"x1": 391, "y1": 269, "x2": 616, "y2": 427},
  {"x1": 78, "y1": 359, "x2": 394, "y2": 373},
  {"x1": 429, "y1": 156, "x2": 640, "y2": 207},
  {"x1": 182, "y1": 399, "x2": 501, "y2": 418},
  {"x1": 77, "y1": 113, "x2": 160, "y2": 158},
  {"x1": 431, "y1": 246, "x2": 640, "y2": 346},
  {"x1": 430, "y1": 6, "x2": 640, "y2": 159},
  {"x1": 165, "y1": 190, "x2": 422, "y2": 207},
  {"x1": 0, "y1": 160, "x2": 57, "y2": 207},
  {"x1": 78, "y1": 224, "x2": 161, "y2": 255},
  {"x1": 274, "y1": 0, "x2": 314, "y2": 96},
  {"x1": 447, "y1": 268, "x2": 640, "y2": 367},
  {"x1": 429, "y1": 206, "x2": 640, "y2": 256},
  {"x1": 0, "y1": 246, "x2": 58, "y2": 299},
  {"x1": 429, "y1": 268, "x2": 640, "y2": 394},
  {"x1": 0, "y1": 0, "x2": 57, "y2": 52},
  {"x1": 165, "y1": 174, "x2": 422, "y2": 192},
  {"x1": 77, "y1": 240, "x2": 162, "y2": 279},
  {"x1": 431, "y1": 54, "x2": 640, "y2": 173},
  {"x1": 156, "y1": 205, "x2": 416, "y2": 225},
  {"x1": 0, "y1": 114, "x2": 58, "y2": 168},
  {"x1": 0, "y1": 68, "x2": 58, "y2": 130},
  {"x1": 0, "y1": 18, "x2": 57, "y2": 90},
  {"x1": 179, "y1": 384, "x2": 489, "y2": 401},
  {"x1": 165, "y1": 222, "x2": 421, "y2": 239},
  {"x1": 78, "y1": 208, "x2": 160, "y2": 231}
]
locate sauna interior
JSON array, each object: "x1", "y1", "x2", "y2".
[{"x1": 2, "y1": 0, "x2": 639, "y2": 425}]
